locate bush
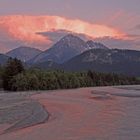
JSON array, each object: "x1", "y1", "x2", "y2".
[{"x1": 11, "y1": 73, "x2": 39, "y2": 91}]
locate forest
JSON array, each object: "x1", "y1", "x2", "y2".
[{"x1": 0, "y1": 58, "x2": 140, "y2": 91}]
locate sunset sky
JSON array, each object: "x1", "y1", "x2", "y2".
[{"x1": 0, "y1": 0, "x2": 140, "y2": 52}]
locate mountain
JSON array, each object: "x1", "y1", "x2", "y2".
[
  {"x1": 6, "y1": 46, "x2": 42, "y2": 62},
  {"x1": 0, "y1": 54, "x2": 9, "y2": 65},
  {"x1": 29, "y1": 34, "x2": 108, "y2": 64},
  {"x1": 61, "y1": 49, "x2": 140, "y2": 76},
  {"x1": 86, "y1": 40, "x2": 109, "y2": 50},
  {"x1": 29, "y1": 34, "x2": 88, "y2": 64}
]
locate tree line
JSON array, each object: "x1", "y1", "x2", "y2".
[{"x1": 0, "y1": 58, "x2": 140, "y2": 91}]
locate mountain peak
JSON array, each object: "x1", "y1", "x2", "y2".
[
  {"x1": 61, "y1": 34, "x2": 85, "y2": 43},
  {"x1": 51, "y1": 34, "x2": 86, "y2": 50},
  {"x1": 31, "y1": 34, "x2": 87, "y2": 64},
  {"x1": 63, "y1": 34, "x2": 78, "y2": 39}
]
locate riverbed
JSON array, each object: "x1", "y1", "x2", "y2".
[{"x1": 0, "y1": 85, "x2": 140, "y2": 140}]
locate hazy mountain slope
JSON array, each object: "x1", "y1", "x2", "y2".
[
  {"x1": 61, "y1": 49, "x2": 140, "y2": 76},
  {"x1": 32, "y1": 60, "x2": 60, "y2": 70},
  {"x1": 0, "y1": 54, "x2": 9, "y2": 65},
  {"x1": 6, "y1": 46, "x2": 42, "y2": 62}
]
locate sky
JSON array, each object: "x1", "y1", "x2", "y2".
[{"x1": 0, "y1": 0, "x2": 140, "y2": 53}]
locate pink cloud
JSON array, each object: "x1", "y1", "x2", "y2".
[{"x1": 0, "y1": 15, "x2": 124, "y2": 44}]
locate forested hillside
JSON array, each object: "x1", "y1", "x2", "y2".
[{"x1": 0, "y1": 58, "x2": 139, "y2": 91}]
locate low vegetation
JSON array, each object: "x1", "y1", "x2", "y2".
[{"x1": 0, "y1": 58, "x2": 140, "y2": 91}]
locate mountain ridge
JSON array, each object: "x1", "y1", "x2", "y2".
[
  {"x1": 61, "y1": 48, "x2": 140, "y2": 76},
  {"x1": 1, "y1": 34, "x2": 140, "y2": 76},
  {"x1": 6, "y1": 46, "x2": 42, "y2": 62},
  {"x1": 29, "y1": 34, "x2": 109, "y2": 64}
]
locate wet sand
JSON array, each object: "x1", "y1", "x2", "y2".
[{"x1": 0, "y1": 86, "x2": 140, "y2": 140}]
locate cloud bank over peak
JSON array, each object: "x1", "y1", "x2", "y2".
[
  {"x1": 0, "y1": 15, "x2": 123, "y2": 38},
  {"x1": 0, "y1": 15, "x2": 139, "y2": 53}
]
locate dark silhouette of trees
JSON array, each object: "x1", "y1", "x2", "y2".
[
  {"x1": 2, "y1": 58, "x2": 24, "y2": 90},
  {"x1": 6, "y1": 69, "x2": 140, "y2": 91},
  {"x1": 1, "y1": 60, "x2": 140, "y2": 91},
  {"x1": 0, "y1": 65, "x2": 4, "y2": 89}
]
